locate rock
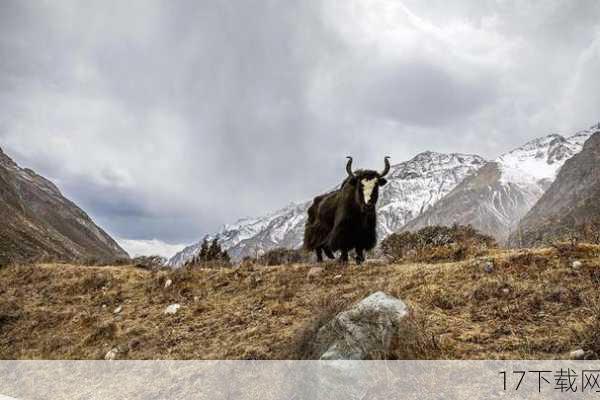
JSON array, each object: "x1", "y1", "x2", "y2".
[
  {"x1": 483, "y1": 261, "x2": 494, "y2": 273},
  {"x1": 307, "y1": 267, "x2": 324, "y2": 281},
  {"x1": 164, "y1": 279, "x2": 173, "y2": 289},
  {"x1": 316, "y1": 291, "x2": 408, "y2": 360},
  {"x1": 164, "y1": 304, "x2": 181, "y2": 315},
  {"x1": 570, "y1": 349, "x2": 585, "y2": 360},
  {"x1": 104, "y1": 348, "x2": 119, "y2": 360},
  {"x1": 572, "y1": 260, "x2": 582, "y2": 269},
  {"x1": 113, "y1": 305, "x2": 122, "y2": 314}
]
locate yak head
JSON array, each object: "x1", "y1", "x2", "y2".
[{"x1": 342, "y1": 156, "x2": 390, "y2": 212}]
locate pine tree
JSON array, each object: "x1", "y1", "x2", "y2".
[
  {"x1": 207, "y1": 237, "x2": 221, "y2": 261},
  {"x1": 220, "y1": 249, "x2": 230, "y2": 263},
  {"x1": 197, "y1": 238, "x2": 209, "y2": 263}
]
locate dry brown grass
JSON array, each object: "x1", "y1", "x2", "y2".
[{"x1": 1, "y1": 245, "x2": 600, "y2": 360}]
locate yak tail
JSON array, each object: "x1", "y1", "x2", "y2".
[
  {"x1": 304, "y1": 221, "x2": 326, "y2": 250},
  {"x1": 303, "y1": 196, "x2": 327, "y2": 251}
]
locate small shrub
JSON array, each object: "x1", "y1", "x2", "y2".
[
  {"x1": 81, "y1": 273, "x2": 110, "y2": 291},
  {"x1": 508, "y1": 250, "x2": 536, "y2": 266},
  {"x1": 132, "y1": 255, "x2": 167, "y2": 270},
  {"x1": 551, "y1": 242, "x2": 600, "y2": 260},
  {"x1": 389, "y1": 311, "x2": 443, "y2": 359},
  {"x1": 381, "y1": 224, "x2": 496, "y2": 263},
  {"x1": 580, "y1": 296, "x2": 600, "y2": 358},
  {"x1": 75, "y1": 256, "x2": 131, "y2": 266},
  {"x1": 257, "y1": 248, "x2": 311, "y2": 266}
]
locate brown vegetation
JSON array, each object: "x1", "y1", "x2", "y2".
[
  {"x1": 380, "y1": 224, "x2": 496, "y2": 263},
  {"x1": 1, "y1": 244, "x2": 600, "y2": 360},
  {"x1": 254, "y1": 248, "x2": 312, "y2": 266}
]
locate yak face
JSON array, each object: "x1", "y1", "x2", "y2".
[
  {"x1": 345, "y1": 171, "x2": 387, "y2": 211},
  {"x1": 361, "y1": 176, "x2": 380, "y2": 205},
  {"x1": 342, "y1": 156, "x2": 390, "y2": 211}
]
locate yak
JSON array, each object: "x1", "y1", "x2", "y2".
[{"x1": 304, "y1": 156, "x2": 390, "y2": 264}]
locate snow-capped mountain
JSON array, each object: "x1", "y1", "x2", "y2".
[
  {"x1": 168, "y1": 152, "x2": 485, "y2": 266},
  {"x1": 403, "y1": 125, "x2": 597, "y2": 242},
  {"x1": 509, "y1": 128, "x2": 600, "y2": 247}
]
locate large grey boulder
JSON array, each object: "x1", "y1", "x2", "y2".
[{"x1": 317, "y1": 291, "x2": 409, "y2": 360}]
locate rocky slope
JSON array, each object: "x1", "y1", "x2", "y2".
[
  {"x1": 508, "y1": 130, "x2": 600, "y2": 246},
  {"x1": 402, "y1": 126, "x2": 597, "y2": 243},
  {"x1": 0, "y1": 147, "x2": 128, "y2": 265},
  {"x1": 168, "y1": 152, "x2": 485, "y2": 266}
]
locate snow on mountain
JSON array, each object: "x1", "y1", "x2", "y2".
[
  {"x1": 167, "y1": 152, "x2": 485, "y2": 266},
  {"x1": 376, "y1": 152, "x2": 485, "y2": 235},
  {"x1": 403, "y1": 125, "x2": 597, "y2": 242},
  {"x1": 509, "y1": 128, "x2": 600, "y2": 247},
  {"x1": 497, "y1": 131, "x2": 592, "y2": 186}
]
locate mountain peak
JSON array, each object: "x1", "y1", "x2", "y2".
[
  {"x1": 496, "y1": 129, "x2": 591, "y2": 183},
  {"x1": 410, "y1": 150, "x2": 464, "y2": 160}
]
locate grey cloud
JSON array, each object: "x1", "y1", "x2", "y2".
[
  {"x1": 344, "y1": 60, "x2": 497, "y2": 126},
  {"x1": 1, "y1": 0, "x2": 599, "y2": 245}
]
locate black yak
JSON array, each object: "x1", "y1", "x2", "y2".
[{"x1": 304, "y1": 156, "x2": 390, "y2": 264}]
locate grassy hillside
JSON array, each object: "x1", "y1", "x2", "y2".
[{"x1": 2, "y1": 245, "x2": 600, "y2": 359}]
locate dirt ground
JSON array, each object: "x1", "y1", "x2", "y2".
[{"x1": 2, "y1": 244, "x2": 600, "y2": 360}]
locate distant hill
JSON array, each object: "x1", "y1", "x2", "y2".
[
  {"x1": 403, "y1": 126, "x2": 596, "y2": 242},
  {"x1": 509, "y1": 130, "x2": 600, "y2": 247},
  {"x1": 0, "y1": 147, "x2": 128, "y2": 265}
]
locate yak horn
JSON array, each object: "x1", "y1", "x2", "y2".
[
  {"x1": 379, "y1": 156, "x2": 391, "y2": 177},
  {"x1": 346, "y1": 156, "x2": 355, "y2": 177}
]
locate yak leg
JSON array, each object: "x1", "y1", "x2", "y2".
[
  {"x1": 339, "y1": 249, "x2": 349, "y2": 264},
  {"x1": 316, "y1": 247, "x2": 324, "y2": 263},
  {"x1": 323, "y1": 246, "x2": 335, "y2": 259},
  {"x1": 355, "y1": 248, "x2": 365, "y2": 265}
]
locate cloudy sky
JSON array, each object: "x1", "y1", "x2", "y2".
[{"x1": 1, "y1": 0, "x2": 600, "y2": 257}]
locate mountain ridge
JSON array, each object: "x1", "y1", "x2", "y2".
[
  {"x1": 0, "y1": 146, "x2": 129, "y2": 265},
  {"x1": 508, "y1": 130, "x2": 600, "y2": 246},
  {"x1": 402, "y1": 126, "x2": 596, "y2": 242}
]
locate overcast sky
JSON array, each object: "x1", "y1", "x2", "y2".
[{"x1": 1, "y1": 0, "x2": 600, "y2": 257}]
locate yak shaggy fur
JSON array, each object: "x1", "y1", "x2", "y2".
[{"x1": 304, "y1": 157, "x2": 389, "y2": 264}]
